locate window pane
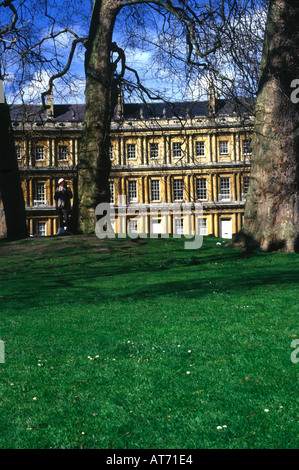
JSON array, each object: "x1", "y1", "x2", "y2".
[
  {"x1": 195, "y1": 141, "x2": 205, "y2": 157},
  {"x1": 35, "y1": 183, "x2": 45, "y2": 202},
  {"x1": 128, "y1": 219, "x2": 138, "y2": 233},
  {"x1": 173, "y1": 179, "x2": 183, "y2": 200},
  {"x1": 242, "y1": 176, "x2": 250, "y2": 200},
  {"x1": 242, "y1": 140, "x2": 252, "y2": 155},
  {"x1": 37, "y1": 222, "x2": 46, "y2": 236},
  {"x1": 150, "y1": 143, "x2": 159, "y2": 159},
  {"x1": 35, "y1": 146, "x2": 44, "y2": 160},
  {"x1": 198, "y1": 218, "x2": 207, "y2": 235},
  {"x1": 219, "y1": 141, "x2": 229, "y2": 155},
  {"x1": 16, "y1": 146, "x2": 21, "y2": 159},
  {"x1": 220, "y1": 178, "x2": 230, "y2": 194},
  {"x1": 174, "y1": 219, "x2": 184, "y2": 235},
  {"x1": 219, "y1": 177, "x2": 230, "y2": 200},
  {"x1": 173, "y1": 142, "x2": 182, "y2": 158},
  {"x1": 243, "y1": 176, "x2": 250, "y2": 193},
  {"x1": 109, "y1": 181, "x2": 114, "y2": 203},
  {"x1": 127, "y1": 144, "x2": 136, "y2": 159},
  {"x1": 58, "y1": 145, "x2": 68, "y2": 160},
  {"x1": 151, "y1": 180, "x2": 160, "y2": 201},
  {"x1": 196, "y1": 178, "x2": 207, "y2": 199},
  {"x1": 128, "y1": 180, "x2": 137, "y2": 202}
]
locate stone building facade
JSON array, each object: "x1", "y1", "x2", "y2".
[{"x1": 11, "y1": 91, "x2": 253, "y2": 239}]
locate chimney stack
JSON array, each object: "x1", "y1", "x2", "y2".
[
  {"x1": 47, "y1": 87, "x2": 54, "y2": 118},
  {"x1": 208, "y1": 77, "x2": 219, "y2": 116},
  {"x1": 115, "y1": 85, "x2": 124, "y2": 120}
]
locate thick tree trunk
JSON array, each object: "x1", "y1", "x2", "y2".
[
  {"x1": 0, "y1": 101, "x2": 28, "y2": 240},
  {"x1": 233, "y1": 0, "x2": 299, "y2": 252},
  {"x1": 77, "y1": 0, "x2": 120, "y2": 234}
]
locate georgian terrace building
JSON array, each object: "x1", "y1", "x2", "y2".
[{"x1": 11, "y1": 90, "x2": 253, "y2": 238}]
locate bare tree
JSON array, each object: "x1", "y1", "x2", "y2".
[
  {"x1": 231, "y1": 0, "x2": 299, "y2": 252},
  {"x1": 2, "y1": 0, "x2": 280, "y2": 243},
  {"x1": 0, "y1": 78, "x2": 28, "y2": 239},
  {"x1": 77, "y1": 0, "x2": 266, "y2": 232},
  {"x1": 0, "y1": 0, "x2": 89, "y2": 238}
]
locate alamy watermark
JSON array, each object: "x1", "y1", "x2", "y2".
[
  {"x1": 95, "y1": 196, "x2": 204, "y2": 250},
  {"x1": 291, "y1": 339, "x2": 299, "y2": 364},
  {"x1": 290, "y1": 79, "x2": 299, "y2": 104},
  {"x1": 0, "y1": 340, "x2": 4, "y2": 363}
]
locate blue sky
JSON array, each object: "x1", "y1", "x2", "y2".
[{"x1": 1, "y1": 0, "x2": 266, "y2": 105}]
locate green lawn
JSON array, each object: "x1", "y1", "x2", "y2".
[{"x1": 0, "y1": 234, "x2": 298, "y2": 449}]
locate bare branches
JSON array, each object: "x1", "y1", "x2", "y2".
[
  {"x1": 120, "y1": 0, "x2": 223, "y2": 66},
  {"x1": 114, "y1": 0, "x2": 266, "y2": 104},
  {"x1": 0, "y1": 0, "x2": 90, "y2": 114},
  {"x1": 0, "y1": 0, "x2": 267, "y2": 115},
  {"x1": 39, "y1": 36, "x2": 86, "y2": 113},
  {"x1": 0, "y1": 0, "x2": 18, "y2": 38}
]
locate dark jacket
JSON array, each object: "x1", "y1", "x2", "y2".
[{"x1": 54, "y1": 186, "x2": 73, "y2": 211}]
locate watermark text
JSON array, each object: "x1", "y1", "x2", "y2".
[
  {"x1": 0, "y1": 340, "x2": 4, "y2": 363},
  {"x1": 95, "y1": 196, "x2": 204, "y2": 250},
  {"x1": 291, "y1": 339, "x2": 299, "y2": 364},
  {"x1": 290, "y1": 79, "x2": 299, "y2": 104}
]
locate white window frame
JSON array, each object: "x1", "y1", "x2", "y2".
[
  {"x1": 36, "y1": 222, "x2": 46, "y2": 237},
  {"x1": 35, "y1": 146, "x2": 45, "y2": 161},
  {"x1": 242, "y1": 176, "x2": 250, "y2": 200},
  {"x1": 172, "y1": 142, "x2": 182, "y2": 158},
  {"x1": 243, "y1": 176, "x2": 250, "y2": 193},
  {"x1": 242, "y1": 139, "x2": 252, "y2": 155},
  {"x1": 174, "y1": 218, "x2": 184, "y2": 235},
  {"x1": 173, "y1": 179, "x2": 184, "y2": 201},
  {"x1": 196, "y1": 178, "x2": 207, "y2": 200},
  {"x1": 150, "y1": 142, "x2": 159, "y2": 159},
  {"x1": 151, "y1": 179, "x2": 160, "y2": 202},
  {"x1": 35, "y1": 182, "x2": 46, "y2": 203},
  {"x1": 128, "y1": 219, "x2": 138, "y2": 234},
  {"x1": 198, "y1": 218, "x2": 207, "y2": 235},
  {"x1": 109, "y1": 181, "x2": 115, "y2": 204},
  {"x1": 195, "y1": 141, "x2": 205, "y2": 157},
  {"x1": 219, "y1": 140, "x2": 229, "y2": 155},
  {"x1": 58, "y1": 145, "x2": 68, "y2": 161},
  {"x1": 219, "y1": 177, "x2": 231, "y2": 200},
  {"x1": 16, "y1": 146, "x2": 22, "y2": 160},
  {"x1": 128, "y1": 180, "x2": 138, "y2": 202},
  {"x1": 127, "y1": 143, "x2": 136, "y2": 160}
]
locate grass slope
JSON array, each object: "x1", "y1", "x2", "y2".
[{"x1": 0, "y1": 235, "x2": 298, "y2": 449}]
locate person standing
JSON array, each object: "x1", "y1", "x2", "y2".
[{"x1": 54, "y1": 178, "x2": 73, "y2": 232}]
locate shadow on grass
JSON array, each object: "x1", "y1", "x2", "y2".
[{"x1": 1, "y1": 238, "x2": 298, "y2": 309}]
